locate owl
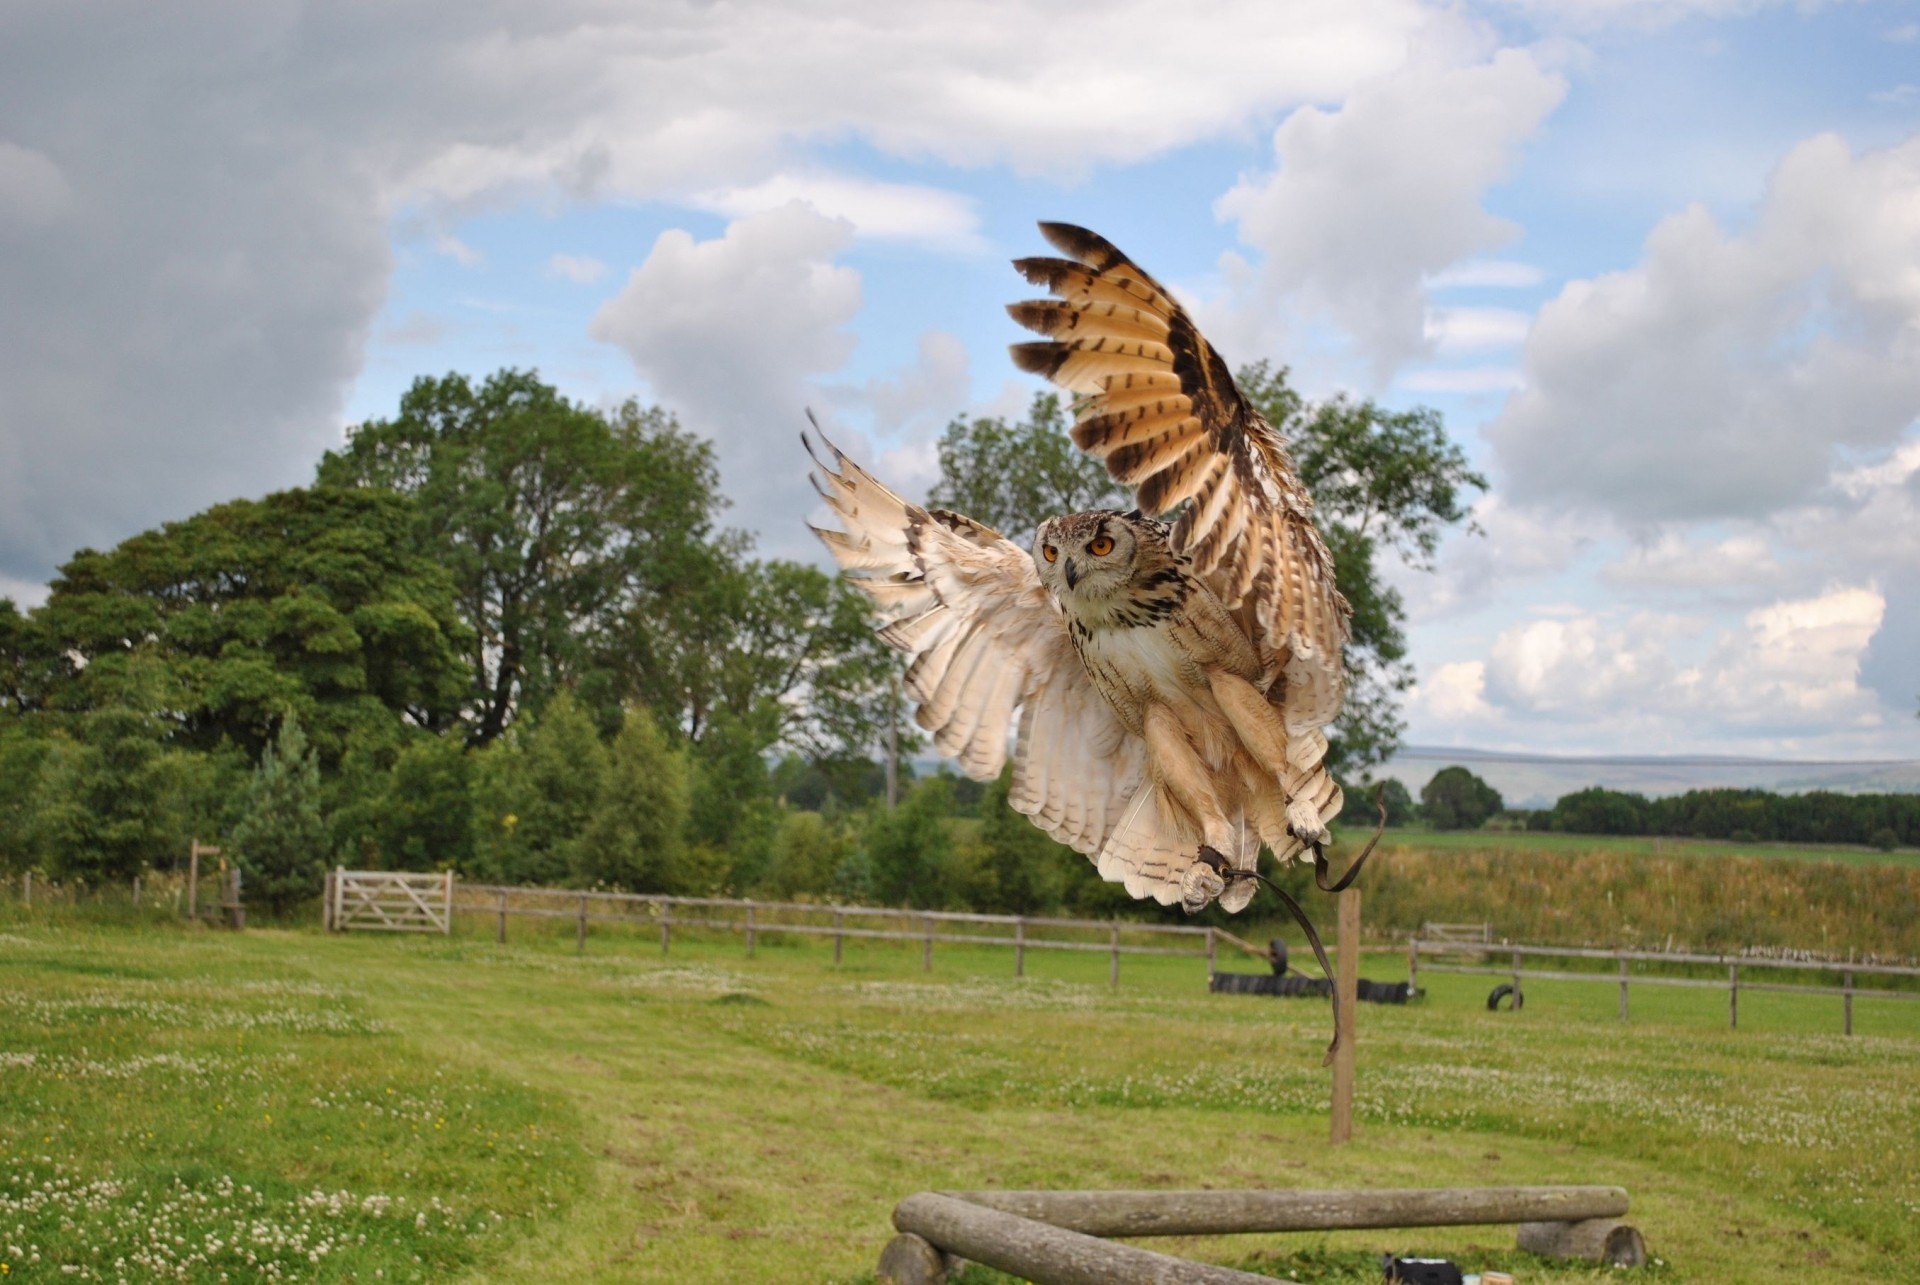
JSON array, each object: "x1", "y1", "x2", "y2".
[{"x1": 806, "y1": 222, "x2": 1352, "y2": 918}]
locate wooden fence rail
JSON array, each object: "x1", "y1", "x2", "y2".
[
  {"x1": 1410, "y1": 937, "x2": 1920, "y2": 1034},
  {"x1": 439, "y1": 882, "x2": 1222, "y2": 987}
]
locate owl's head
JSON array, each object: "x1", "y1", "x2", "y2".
[{"x1": 1031, "y1": 510, "x2": 1168, "y2": 610}]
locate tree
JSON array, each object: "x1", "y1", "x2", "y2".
[
  {"x1": 864, "y1": 776, "x2": 954, "y2": 908},
  {"x1": 21, "y1": 487, "x2": 470, "y2": 766},
  {"x1": 1550, "y1": 787, "x2": 1651, "y2": 836},
  {"x1": 318, "y1": 370, "x2": 727, "y2": 745},
  {"x1": 927, "y1": 393, "x2": 1124, "y2": 537},
  {"x1": 230, "y1": 713, "x2": 329, "y2": 912},
  {"x1": 574, "y1": 708, "x2": 696, "y2": 892},
  {"x1": 469, "y1": 691, "x2": 608, "y2": 885},
  {"x1": 762, "y1": 810, "x2": 853, "y2": 900},
  {"x1": 960, "y1": 766, "x2": 1068, "y2": 914},
  {"x1": 1421, "y1": 765, "x2": 1503, "y2": 831},
  {"x1": 375, "y1": 736, "x2": 474, "y2": 870}
]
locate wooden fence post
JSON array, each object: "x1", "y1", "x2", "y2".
[
  {"x1": 1618, "y1": 955, "x2": 1629, "y2": 1021},
  {"x1": 1728, "y1": 964, "x2": 1738, "y2": 1029},
  {"x1": 746, "y1": 901, "x2": 757, "y2": 957},
  {"x1": 1407, "y1": 937, "x2": 1417, "y2": 993},
  {"x1": 132, "y1": 875, "x2": 141, "y2": 908},
  {"x1": 1331, "y1": 887, "x2": 1360, "y2": 1145},
  {"x1": 1511, "y1": 950, "x2": 1523, "y2": 1009},
  {"x1": 442, "y1": 871, "x2": 453, "y2": 935},
  {"x1": 496, "y1": 890, "x2": 507, "y2": 944},
  {"x1": 1207, "y1": 927, "x2": 1217, "y2": 980},
  {"x1": 576, "y1": 894, "x2": 588, "y2": 954},
  {"x1": 187, "y1": 843, "x2": 199, "y2": 919},
  {"x1": 833, "y1": 909, "x2": 844, "y2": 965},
  {"x1": 21, "y1": 871, "x2": 29, "y2": 908},
  {"x1": 320, "y1": 871, "x2": 331, "y2": 931},
  {"x1": 1015, "y1": 918, "x2": 1026, "y2": 977},
  {"x1": 1108, "y1": 925, "x2": 1120, "y2": 989},
  {"x1": 922, "y1": 915, "x2": 934, "y2": 972},
  {"x1": 660, "y1": 901, "x2": 672, "y2": 956},
  {"x1": 1843, "y1": 969, "x2": 1854, "y2": 1036},
  {"x1": 333, "y1": 864, "x2": 344, "y2": 932}
]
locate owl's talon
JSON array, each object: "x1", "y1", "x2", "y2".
[{"x1": 1180, "y1": 846, "x2": 1229, "y2": 914}]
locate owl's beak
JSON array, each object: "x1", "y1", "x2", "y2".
[{"x1": 1063, "y1": 557, "x2": 1079, "y2": 590}]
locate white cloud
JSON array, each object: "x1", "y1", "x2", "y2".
[
  {"x1": 1601, "y1": 531, "x2": 1789, "y2": 593},
  {"x1": 0, "y1": 142, "x2": 73, "y2": 229},
  {"x1": 1488, "y1": 132, "x2": 1920, "y2": 526},
  {"x1": 1492, "y1": 0, "x2": 1828, "y2": 31},
  {"x1": 1427, "y1": 259, "x2": 1545, "y2": 289},
  {"x1": 432, "y1": 233, "x2": 483, "y2": 267},
  {"x1": 546, "y1": 253, "x2": 607, "y2": 284},
  {"x1": 590, "y1": 204, "x2": 863, "y2": 554},
  {"x1": 690, "y1": 173, "x2": 985, "y2": 254},
  {"x1": 1399, "y1": 366, "x2": 1527, "y2": 393},
  {"x1": 1214, "y1": 39, "x2": 1566, "y2": 376},
  {"x1": 1425, "y1": 306, "x2": 1532, "y2": 353},
  {"x1": 1459, "y1": 586, "x2": 1889, "y2": 744},
  {"x1": 1393, "y1": 495, "x2": 1598, "y2": 622},
  {"x1": 1411, "y1": 660, "x2": 1495, "y2": 720},
  {"x1": 1872, "y1": 84, "x2": 1918, "y2": 106},
  {"x1": 1886, "y1": 23, "x2": 1920, "y2": 43},
  {"x1": 378, "y1": 312, "x2": 449, "y2": 347}
]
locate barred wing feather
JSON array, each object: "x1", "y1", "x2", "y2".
[{"x1": 1008, "y1": 222, "x2": 1351, "y2": 737}]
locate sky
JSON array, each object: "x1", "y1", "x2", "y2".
[{"x1": 1, "y1": 0, "x2": 1916, "y2": 762}]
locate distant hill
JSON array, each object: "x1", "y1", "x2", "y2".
[{"x1": 1374, "y1": 745, "x2": 1920, "y2": 810}]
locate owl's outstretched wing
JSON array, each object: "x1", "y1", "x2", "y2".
[
  {"x1": 1006, "y1": 222, "x2": 1351, "y2": 738},
  {"x1": 804, "y1": 427, "x2": 1216, "y2": 906}
]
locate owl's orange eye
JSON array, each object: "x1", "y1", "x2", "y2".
[
  {"x1": 1042, "y1": 544, "x2": 1058, "y2": 563},
  {"x1": 1088, "y1": 535, "x2": 1115, "y2": 556}
]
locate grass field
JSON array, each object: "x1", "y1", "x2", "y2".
[{"x1": 1, "y1": 910, "x2": 1916, "y2": 1283}]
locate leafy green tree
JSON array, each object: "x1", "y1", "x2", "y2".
[
  {"x1": 1363, "y1": 776, "x2": 1420, "y2": 827},
  {"x1": 959, "y1": 766, "x2": 1067, "y2": 914},
  {"x1": 375, "y1": 736, "x2": 474, "y2": 870},
  {"x1": 864, "y1": 775, "x2": 954, "y2": 908},
  {"x1": 1420, "y1": 765, "x2": 1503, "y2": 831},
  {"x1": 24, "y1": 707, "x2": 217, "y2": 883},
  {"x1": 230, "y1": 713, "x2": 329, "y2": 912},
  {"x1": 319, "y1": 370, "x2": 727, "y2": 745},
  {"x1": 686, "y1": 707, "x2": 777, "y2": 892},
  {"x1": 574, "y1": 708, "x2": 696, "y2": 892},
  {"x1": 927, "y1": 393, "x2": 1124, "y2": 537},
  {"x1": 23, "y1": 487, "x2": 470, "y2": 765},
  {"x1": 469, "y1": 691, "x2": 608, "y2": 885},
  {"x1": 762, "y1": 810, "x2": 853, "y2": 900},
  {"x1": 1550, "y1": 787, "x2": 1652, "y2": 836}
]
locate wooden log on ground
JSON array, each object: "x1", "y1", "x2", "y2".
[
  {"x1": 892, "y1": 1193, "x2": 1270, "y2": 1285},
  {"x1": 1516, "y1": 1217, "x2": 1647, "y2": 1266},
  {"x1": 876, "y1": 1232, "x2": 951, "y2": 1285},
  {"x1": 942, "y1": 1186, "x2": 1629, "y2": 1238}
]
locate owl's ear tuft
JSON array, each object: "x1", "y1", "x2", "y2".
[{"x1": 1124, "y1": 509, "x2": 1142, "y2": 520}]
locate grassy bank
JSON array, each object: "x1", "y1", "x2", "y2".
[{"x1": 1, "y1": 912, "x2": 1916, "y2": 1282}]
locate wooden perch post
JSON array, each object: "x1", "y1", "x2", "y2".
[{"x1": 1330, "y1": 886, "x2": 1359, "y2": 1144}]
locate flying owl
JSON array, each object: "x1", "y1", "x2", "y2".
[{"x1": 806, "y1": 222, "x2": 1352, "y2": 918}]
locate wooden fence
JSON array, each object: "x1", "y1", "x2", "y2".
[
  {"x1": 446, "y1": 882, "x2": 1226, "y2": 987},
  {"x1": 1409, "y1": 937, "x2": 1920, "y2": 1034}
]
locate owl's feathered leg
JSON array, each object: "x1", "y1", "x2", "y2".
[
  {"x1": 1140, "y1": 703, "x2": 1239, "y2": 912},
  {"x1": 1208, "y1": 671, "x2": 1340, "y2": 851}
]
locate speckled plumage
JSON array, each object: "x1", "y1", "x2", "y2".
[{"x1": 806, "y1": 223, "x2": 1352, "y2": 913}]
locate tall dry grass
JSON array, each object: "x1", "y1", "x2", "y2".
[{"x1": 1352, "y1": 842, "x2": 1920, "y2": 962}]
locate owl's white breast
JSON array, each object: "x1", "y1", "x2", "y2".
[{"x1": 1075, "y1": 620, "x2": 1228, "y2": 747}]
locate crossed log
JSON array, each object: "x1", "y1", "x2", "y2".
[{"x1": 879, "y1": 1185, "x2": 1647, "y2": 1284}]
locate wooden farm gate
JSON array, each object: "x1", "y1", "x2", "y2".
[{"x1": 325, "y1": 868, "x2": 453, "y2": 934}]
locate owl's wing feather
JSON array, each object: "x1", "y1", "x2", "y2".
[
  {"x1": 1009, "y1": 222, "x2": 1351, "y2": 736},
  {"x1": 805, "y1": 426, "x2": 1204, "y2": 904}
]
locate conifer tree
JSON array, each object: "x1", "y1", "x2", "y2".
[
  {"x1": 574, "y1": 708, "x2": 694, "y2": 892},
  {"x1": 231, "y1": 712, "x2": 329, "y2": 912}
]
